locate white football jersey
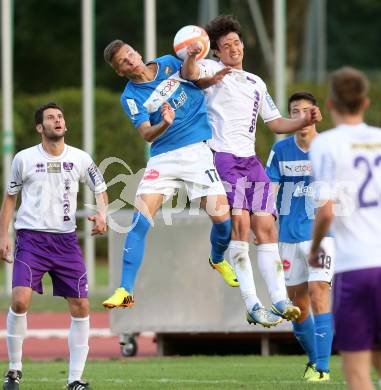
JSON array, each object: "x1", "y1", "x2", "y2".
[
  {"x1": 7, "y1": 144, "x2": 107, "y2": 233},
  {"x1": 199, "y1": 59, "x2": 281, "y2": 157},
  {"x1": 310, "y1": 123, "x2": 381, "y2": 273}
]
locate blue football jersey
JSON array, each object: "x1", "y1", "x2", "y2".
[
  {"x1": 120, "y1": 55, "x2": 212, "y2": 157},
  {"x1": 266, "y1": 136, "x2": 316, "y2": 243}
]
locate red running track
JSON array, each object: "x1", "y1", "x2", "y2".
[{"x1": 0, "y1": 312, "x2": 156, "y2": 360}]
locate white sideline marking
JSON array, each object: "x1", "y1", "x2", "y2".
[{"x1": 0, "y1": 329, "x2": 153, "y2": 339}]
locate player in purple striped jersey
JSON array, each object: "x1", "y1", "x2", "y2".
[
  {"x1": 309, "y1": 67, "x2": 381, "y2": 390},
  {"x1": 0, "y1": 102, "x2": 108, "y2": 390},
  {"x1": 182, "y1": 15, "x2": 322, "y2": 327}
]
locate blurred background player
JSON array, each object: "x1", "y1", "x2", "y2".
[
  {"x1": 0, "y1": 102, "x2": 108, "y2": 390},
  {"x1": 102, "y1": 40, "x2": 237, "y2": 310},
  {"x1": 182, "y1": 15, "x2": 322, "y2": 327},
  {"x1": 309, "y1": 67, "x2": 381, "y2": 390},
  {"x1": 266, "y1": 92, "x2": 334, "y2": 382}
]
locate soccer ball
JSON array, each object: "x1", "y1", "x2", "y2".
[{"x1": 173, "y1": 25, "x2": 210, "y2": 61}]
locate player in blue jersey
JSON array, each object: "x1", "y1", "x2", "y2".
[
  {"x1": 266, "y1": 92, "x2": 334, "y2": 382},
  {"x1": 101, "y1": 40, "x2": 238, "y2": 309}
]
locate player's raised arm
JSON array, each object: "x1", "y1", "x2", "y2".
[
  {"x1": 180, "y1": 42, "x2": 203, "y2": 81},
  {"x1": 0, "y1": 194, "x2": 17, "y2": 263},
  {"x1": 266, "y1": 106, "x2": 322, "y2": 134}
]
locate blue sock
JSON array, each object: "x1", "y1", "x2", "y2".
[
  {"x1": 292, "y1": 315, "x2": 317, "y2": 364},
  {"x1": 314, "y1": 313, "x2": 333, "y2": 373},
  {"x1": 120, "y1": 211, "x2": 151, "y2": 292},
  {"x1": 210, "y1": 219, "x2": 231, "y2": 264}
]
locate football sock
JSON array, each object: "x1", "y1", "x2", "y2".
[
  {"x1": 210, "y1": 218, "x2": 232, "y2": 263},
  {"x1": 256, "y1": 243, "x2": 287, "y2": 303},
  {"x1": 120, "y1": 211, "x2": 151, "y2": 292},
  {"x1": 7, "y1": 307, "x2": 27, "y2": 371},
  {"x1": 314, "y1": 313, "x2": 333, "y2": 372},
  {"x1": 229, "y1": 240, "x2": 261, "y2": 311},
  {"x1": 68, "y1": 316, "x2": 90, "y2": 383},
  {"x1": 292, "y1": 315, "x2": 317, "y2": 364}
]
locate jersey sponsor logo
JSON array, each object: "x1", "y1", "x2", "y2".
[
  {"x1": 63, "y1": 162, "x2": 74, "y2": 171},
  {"x1": 126, "y1": 98, "x2": 139, "y2": 115},
  {"x1": 249, "y1": 90, "x2": 260, "y2": 133},
  {"x1": 87, "y1": 163, "x2": 105, "y2": 186},
  {"x1": 144, "y1": 76, "x2": 181, "y2": 113},
  {"x1": 143, "y1": 169, "x2": 160, "y2": 180},
  {"x1": 158, "y1": 79, "x2": 180, "y2": 97},
  {"x1": 279, "y1": 160, "x2": 312, "y2": 177},
  {"x1": 282, "y1": 259, "x2": 291, "y2": 271},
  {"x1": 171, "y1": 89, "x2": 188, "y2": 110},
  {"x1": 265, "y1": 91, "x2": 277, "y2": 111},
  {"x1": 293, "y1": 183, "x2": 313, "y2": 197},
  {"x1": 47, "y1": 162, "x2": 61, "y2": 173},
  {"x1": 35, "y1": 162, "x2": 46, "y2": 173},
  {"x1": 63, "y1": 179, "x2": 71, "y2": 222}
]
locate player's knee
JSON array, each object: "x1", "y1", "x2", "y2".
[
  {"x1": 69, "y1": 298, "x2": 89, "y2": 317},
  {"x1": 254, "y1": 220, "x2": 277, "y2": 243},
  {"x1": 11, "y1": 299, "x2": 28, "y2": 314},
  {"x1": 231, "y1": 222, "x2": 250, "y2": 241}
]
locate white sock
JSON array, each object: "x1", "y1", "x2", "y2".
[
  {"x1": 229, "y1": 240, "x2": 261, "y2": 311},
  {"x1": 7, "y1": 307, "x2": 27, "y2": 371},
  {"x1": 256, "y1": 243, "x2": 287, "y2": 303},
  {"x1": 68, "y1": 316, "x2": 90, "y2": 384}
]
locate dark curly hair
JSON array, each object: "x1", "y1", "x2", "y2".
[{"x1": 205, "y1": 15, "x2": 243, "y2": 52}]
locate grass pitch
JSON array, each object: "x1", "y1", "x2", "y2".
[{"x1": 0, "y1": 355, "x2": 365, "y2": 390}]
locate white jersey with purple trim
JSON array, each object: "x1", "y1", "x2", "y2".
[
  {"x1": 310, "y1": 123, "x2": 381, "y2": 273},
  {"x1": 198, "y1": 59, "x2": 281, "y2": 157},
  {"x1": 7, "y1": 144, "x2": 107, "y2": 233}
]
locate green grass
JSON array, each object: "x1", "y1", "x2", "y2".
[{"x1": 1, "y1": 355, "x2": 374, "y2": 390}]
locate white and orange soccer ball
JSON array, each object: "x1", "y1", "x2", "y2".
[{"x1": 173, "y1": 25, "x2": 210, "y2": 61}]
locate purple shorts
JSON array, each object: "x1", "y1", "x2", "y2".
[
  {"x1": 333, "y1": 267, "x2": 381, "y2": 351},
  {"x1": 13, "y1": 229, "x2": 88, "y2": 298},
  {"x1": 214, "y1": 152, "x2": 276, "y2": 214}
]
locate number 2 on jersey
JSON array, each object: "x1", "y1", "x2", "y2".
[{"x1": 354, "y1": 155, "x2": 381, "y2": 208}]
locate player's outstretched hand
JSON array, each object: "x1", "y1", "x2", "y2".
[
  {"x1": 187, "y1": 42, "x2": 202, "y2": 58},
  {"x1": 308, "y1": 246, "x2": 325, "y2": 268},
  {"x1": 88, "y1": 213, "x2": 107, "y2": 236},
  {"x1": 161, "y1": 102, "x2": 175, "y2": 126},
  {"x1": 212, "y1": 67, "x2": 232, "y2": 84},
  {"x1": 0, "y1": 235, "x2": 13, "y2": 263},
  {"x1": 304, "y1": 106, "x2": 322, "y2": 126}
]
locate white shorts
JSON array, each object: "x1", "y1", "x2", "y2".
[
  {"x1": 279, "y1": 237, "x2": 335, "y2": 286},
  {"x1": 136, "y1": 142, "x2": 226, "y2": 200}
]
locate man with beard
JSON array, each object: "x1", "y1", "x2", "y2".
[{"x1": 0, "y1": 102, "x2": 108, "y2": 390}]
